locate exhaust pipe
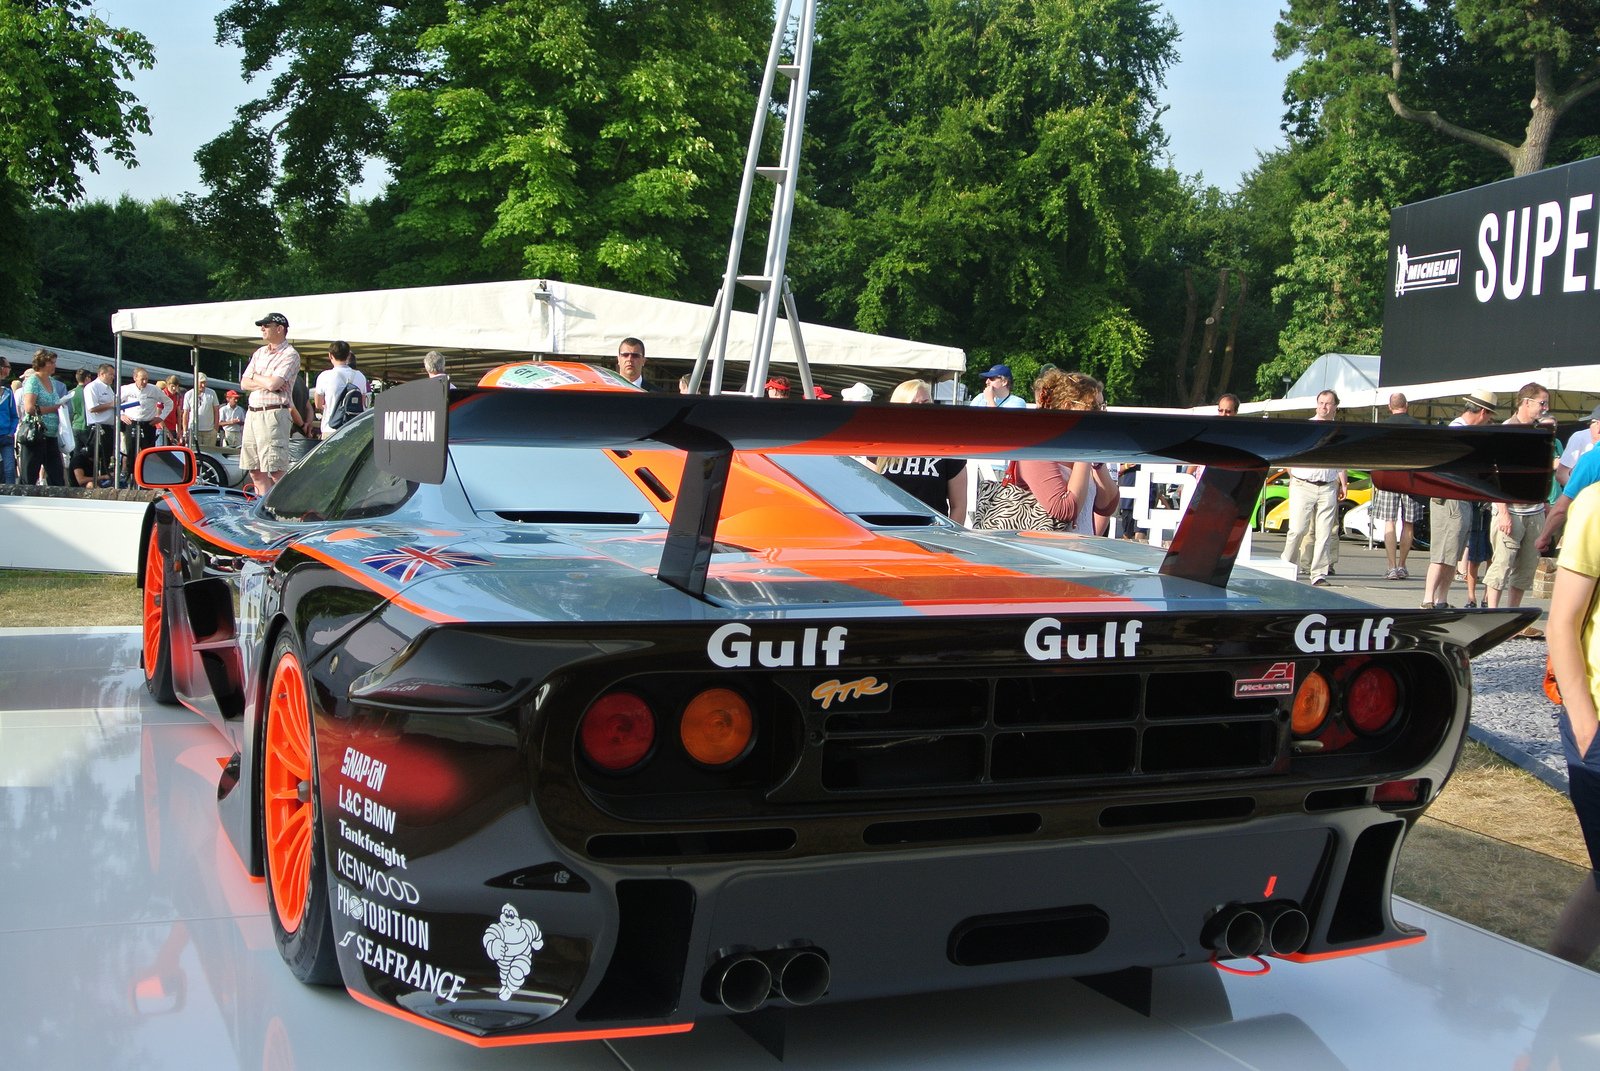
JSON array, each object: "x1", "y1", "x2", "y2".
[
  {"x1": 1201, "y1": 906, "x2": 1265, "y2": 960},
  {"x1": 703, "y1": 954, "x2": 772, "y2": 1014},
  {"x1": 764, "y1": 947, "x2": 830, "y2": 1006},
  {"x1": 1262, "y1": 904, "x2": 1310, "y2": 957}
]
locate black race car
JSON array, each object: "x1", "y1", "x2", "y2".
[{"x1": 134, "y1": 363, "x2": 1548, "y2": 1047}]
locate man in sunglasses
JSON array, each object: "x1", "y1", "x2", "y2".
[{"x1": 616, "y1": 338, "x2": 648, "y2": 390}]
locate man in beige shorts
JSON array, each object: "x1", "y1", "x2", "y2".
[{"x1": 239, "y1": 312, "x2": 301, "y2": 493}]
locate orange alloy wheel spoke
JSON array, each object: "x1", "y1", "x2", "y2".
[
  {"x1": 265, "y1": 651, "x2": 314, "y2": 934},
  {"x1": 142, "y1": 531, "x2": 163, "y2": 676}
]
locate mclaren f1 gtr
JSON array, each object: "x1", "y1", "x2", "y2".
[{"x1": 133, "y1": 361, "x2": 1549, "y2": 1046}]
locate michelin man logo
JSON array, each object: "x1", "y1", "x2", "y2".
[{"x1": 482, "y1": 903, "x2": 544, "y2": 1001}]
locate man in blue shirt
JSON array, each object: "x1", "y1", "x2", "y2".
[{"x1": 1539, "y1": 442, "x2": 1600, "y2": 555}]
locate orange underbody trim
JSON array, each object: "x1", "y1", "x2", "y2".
[
  {"x1": 344, "y1": 989, "x2": 694, "y2": 1047},
  {"x1": 1277, "y1": 932, "x2": 1427, "y2": 963}
]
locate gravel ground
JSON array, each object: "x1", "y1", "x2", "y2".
[{"x1": 1469, "y1": 641, "x2": 1570, "y2": 793}]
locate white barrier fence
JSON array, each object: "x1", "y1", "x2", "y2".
[{"x1": 0, "y1": 496, "x2": 144, "y2": 574}]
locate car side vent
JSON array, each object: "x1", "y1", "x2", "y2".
[
  {"x1": 855, "y1": 512, "x2": 938, "y2": 527},
  {"x1": 495, "y1": 511, "x2": 644, "y2": 525}
]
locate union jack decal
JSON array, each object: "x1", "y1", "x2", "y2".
[{"x1": 361, "y1": 545, "x2": 490, "y2": 583}]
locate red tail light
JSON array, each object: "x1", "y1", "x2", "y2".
[
  {"x1": 1374, "y1": 778, "x2": 1425, "y2": 805},
  {"x1": 1346, "y1": 664, "x2": 1400, "y2": 734},
  {"x1": 580, "y1": 692, "x2": 656, "y2": 771}
]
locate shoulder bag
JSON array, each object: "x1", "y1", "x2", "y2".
[{"x1": 972, "y1": 461, "x2": 1069, "y2": 532}]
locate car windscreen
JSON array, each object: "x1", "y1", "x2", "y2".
[{"x1": 452, "y1": 445, "x2": 667, "y2": 526}]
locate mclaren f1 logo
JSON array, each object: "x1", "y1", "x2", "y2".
[
  {"x1": 811, "y1": 676, "x2": 889, "y2": 710},
  {"x1": 1234, "y1": 662, "x2": 1296, "y2": 699}
]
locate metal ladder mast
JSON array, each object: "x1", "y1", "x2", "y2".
[{"x1": 689, "y1": 0, "x2": 818, "y2": 398}]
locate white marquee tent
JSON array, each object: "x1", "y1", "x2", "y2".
[
  {"x1": 111, "y1": 279, "x2": 967, "y2": 394},
  {"x1": 1235, "y1": 353, "x2": 1600, "y2": 424}
]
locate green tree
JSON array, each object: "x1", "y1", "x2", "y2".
[
  {"x1": 1277, "y1": 0, "x2": 1600, "y2": 177},
  {"x1": 194, "y1": 0, "x2": 770, "y2": 298},
  {"x1": 0, "y1": 0, "x2": 153, "y2": 336},
  {"x1": 797, "y1": 0, "x2": 1177, "y2": 401},
  {"x1": 384, "y1": 0, "x2": 770, "y2": 296},
  {"x1": 30, "y1": 197, "x2": 215, "y2": 357},
  {"x1": 194, "y1": 0, "x2": 446, "y2": 267}
]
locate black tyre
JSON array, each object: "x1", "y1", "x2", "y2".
[
  {"x1": 261, "y1": 632, "x2": 341, "y2": 985},
  {"x1": 195, "y1": 453, "x2": 227, "y2": 486}
]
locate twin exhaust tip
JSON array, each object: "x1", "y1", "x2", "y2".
[
  {"x1": 1202, "y1": 901, "x2": 1310, "y2": 960},
  {"x1": 704, "y1": 947, "x2": 830, "y2": 1013}
]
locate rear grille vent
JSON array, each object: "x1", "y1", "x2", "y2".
[{"x1": 807, "y1": 669, "x2": 1286, "y2": 795}]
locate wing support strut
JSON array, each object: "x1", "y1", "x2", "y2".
[
  {"x1": 1159, "y1": 467, "x2": 1268, "y2": 588},
  {"x1": 658, "y1": 447, "x2": 733, "y2": 598}
]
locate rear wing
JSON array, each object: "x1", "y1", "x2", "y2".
[{"x1": 374, "y1": 378, "x2": 1553, "y2": 594}]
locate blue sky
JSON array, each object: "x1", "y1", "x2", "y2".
[{"x1": 78, "y1": 0, "x2": 1290, "y2": 203}]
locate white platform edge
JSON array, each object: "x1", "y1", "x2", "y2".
[{"x1": 0, "y1": 496, "x2": 145, "y2": 573}]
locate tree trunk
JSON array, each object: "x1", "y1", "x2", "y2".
[
  {"x1": 1176, "y1": 267, "x2": 1198, "y2": 403},
  {"x1": 1217, "y1": 271, "x2": 1247, "y2": 399},
  {"x1": 1188, "y1": 270, "x2": 1228, "y2": 407}
]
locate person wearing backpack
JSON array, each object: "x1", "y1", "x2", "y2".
[{"x1": 313, "y1": 340, "x2": 368, "y2": 437}]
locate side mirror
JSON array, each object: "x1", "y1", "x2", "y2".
[{"x1": 134, "y1": 446, "x2": 197, "y2": 489}]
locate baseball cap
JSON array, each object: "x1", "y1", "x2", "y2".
[
  {"x1": 254, "y1": 312, "x2": 289, "y2": 328},
  {"x1": 841, "y1": 382, "x2": 874, "y2": 402},
  {"x1": 226, "y1": 389, "x2": 240, "y2": 398},
  {"x1": 979, "y1": 364, "x2": 1012, "y2": 381}
]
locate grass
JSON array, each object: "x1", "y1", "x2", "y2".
[
  {"x1": 2, "y1": 568, "x2": 1592, "y2": 968},
  {"x1": 0, "y1": 569, "x2": 143, "y2": 627},
  {"x1": 1396, "y1": 740, "x2": 1599, "y2": 971}
]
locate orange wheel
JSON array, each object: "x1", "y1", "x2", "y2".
[
  {"x1": 261, "y1": 634, "x2": 340, "y2": 984},
  {"x1": 142, "y1": 526, "x2": 175, "y2": 702},
  {"x1": 265, "y1": 648, "x2": 314, "y2": 933}
]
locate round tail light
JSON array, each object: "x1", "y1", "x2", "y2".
[
  {"x1": 580, "y1": 691, "x2": 656, "y2": 771},
  {"x1": 1291, "y1": 671, "x2": 1331, "y2": 736},
  {"x1": 680, "y1": 688, "x2": 754, "y2": 766},
  {"x1": 1346, "y1": 664, "x2": 1400, "y2": 734}
]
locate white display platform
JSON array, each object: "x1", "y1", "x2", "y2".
[{"x1": 3, "y1": 628, "x2": 1597, "y2": 1070}]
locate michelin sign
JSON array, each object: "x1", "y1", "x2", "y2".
[{"x1": 1383, "y1": 155, "x2": 1600, "y2": 385}]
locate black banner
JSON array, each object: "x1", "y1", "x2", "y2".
[{"x1": 1382, "y1": 155, "x2": 1600, "y2": 385}]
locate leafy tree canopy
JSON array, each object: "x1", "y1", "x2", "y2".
[
  {"x1": 797, "y1": 0, "x2": 1177, "y2": 400},
  {"x1": 0, "y1": 0, "x2": 154, "y2": 205},
  {"x1": 195, "y1": 0, "x2": 770, "y2": 298},
  {"x1": 1277, "y1": 0, "x2": 1600, "y2": 176}
]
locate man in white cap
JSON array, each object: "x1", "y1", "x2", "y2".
[
  {"x1": 239, "y1": 312, "x2": 301, "y2": 493},
  {"x1": 1422, "y1": 389, "x2": 1498, "y2": 608},
  {"x1": 182, "y1": 374, "x2": 220, "y2": 448}
]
